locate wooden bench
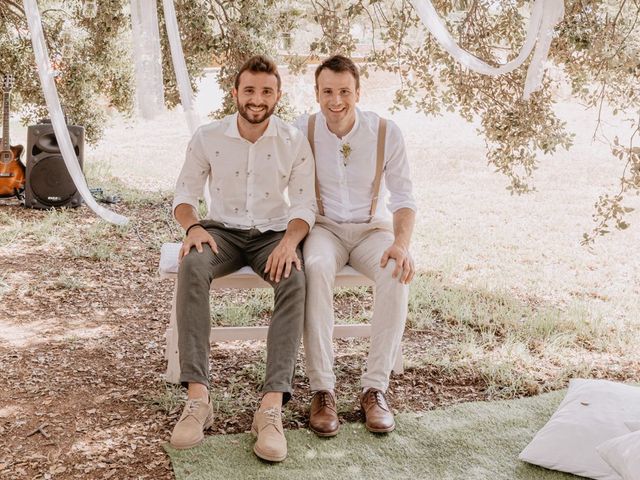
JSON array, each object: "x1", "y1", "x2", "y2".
[{"x1": 159, "y1": 242, "x2": 403, "y2": 384}]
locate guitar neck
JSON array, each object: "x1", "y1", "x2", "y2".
[{"x1": 1, "y1": 91, "x2": 9, "y2": 151}]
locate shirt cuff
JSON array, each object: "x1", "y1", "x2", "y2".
[
  {"x1": 288, "y1": 208, "x2": 316, "y2": 230},
  {"x1": 389, "y1": 202, "x2": 418, "y2": 214},
  {"x1": 172, "y1": 195, "x2": 200, "y2": 219}
]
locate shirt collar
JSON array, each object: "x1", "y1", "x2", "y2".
[
  {"x1": 320, "y1": 108, "x2": 361, "y2": 142},
  {"x1": 224, "y1": 112, "x2": 278, "y2": 140}
]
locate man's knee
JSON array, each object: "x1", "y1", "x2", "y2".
[
  {"x1": 178, "y1": 246, "x2": 213, "y2": 282},
  {"x1": 274, "y1": 266, "x2": 306, "y2": 299},
  {"x1": 304, "y1": 254, "x2": 335, "y2": 282},
  {"x1": 377, "y1": 259, "x2": 405, "y2": 290}
]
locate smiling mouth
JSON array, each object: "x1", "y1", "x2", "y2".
[
  {"x1": 328, "y1": 106, "x2": 345, "y2": 113},
  {"x1": 247, "y1": 105, "x2": 267, "y2": 113}
]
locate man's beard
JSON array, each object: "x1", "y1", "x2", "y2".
[{"x1": 237, "y1": 101, "x2": 276, "y2": 125}]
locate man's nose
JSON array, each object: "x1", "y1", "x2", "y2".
[{"x1": 251, "y1": 92, "x2": 267, "y2": 105}]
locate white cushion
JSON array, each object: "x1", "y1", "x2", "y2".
[
  {"x1": 597, "y1": 430, "x2": 640, "y2": 480},
  {"x1": 159, "y1": 242, "x2": 258, "y2": 276},
  {"x1": 519, "y1": 379, "x2": 640, "y2": 480}
]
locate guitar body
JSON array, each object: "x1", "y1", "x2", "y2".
[
  {"x1": 0, "y1": 144, "x2": 26, "y2": 198},
  {"x1": 1, "y1": 75, "x2": 25, "y2": 198}
]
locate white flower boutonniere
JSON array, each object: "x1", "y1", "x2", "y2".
[{"x1": 340, "y1": 143, "x2": 352, "y2": 167}]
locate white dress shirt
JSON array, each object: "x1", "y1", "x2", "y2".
[
  {"x1": 173, "y1": 113, "x2": 316, "y2": 232},
  {"x1": 294, "y1": 109, "x2": 416, "y2": 224}
]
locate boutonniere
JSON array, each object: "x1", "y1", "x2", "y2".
[{"x1": 340, "y1": 143, "x2": 352, "y2": 167}]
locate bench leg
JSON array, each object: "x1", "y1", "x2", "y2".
[
  {"x1": 165, "y1": 281, "x2": 181, "y2": 384},
  {"x1": 392, "y1": 343, "x2": 404, "y2": 375}
]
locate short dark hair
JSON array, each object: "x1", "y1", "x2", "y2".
[
  {"x1": 315, "y1": 55, "x2": 360, "y2": 90},
  {"x1": 234, "y1": 55, "x2": 281, "y2": 91}
]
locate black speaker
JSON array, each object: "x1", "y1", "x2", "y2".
[{"x1": 25, "y1": 122, "x2": 84, "y2": 209}]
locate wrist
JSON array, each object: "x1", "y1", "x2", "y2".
[
  {"x1": 279, "y1": 237, "x2": 297, "y2": 250},
  {"x1": 185, "y1": 222, "x2": 204, "y2": 237},
  {"x1": 393, "y1": 239, "x2": 410, "y2": 251}
]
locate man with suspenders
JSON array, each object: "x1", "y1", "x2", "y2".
[{"x1": 294, "y1": 55, "x2": 417, "y2": 436}]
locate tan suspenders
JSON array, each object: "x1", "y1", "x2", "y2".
[
  {"x1": 307, "y1": 113, "x2": 387, "y2": 220},
  {"x1": 307, "y1": 113, "x2": 324, "y2": 216}
]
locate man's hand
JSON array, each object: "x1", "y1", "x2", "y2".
[
  {"x1": 380, "y1": 242, "x2": 415, "y2": 284},
  {"x1": 264, "y1": 240, "x2": 302, "y2": 283},
  {"x1": 179, "y1": 225, "x2": 219, "y2": 260}
]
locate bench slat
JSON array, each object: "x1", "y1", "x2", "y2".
[{"x1": 209, "y1": 324, "x2": 371, "y2": 342}]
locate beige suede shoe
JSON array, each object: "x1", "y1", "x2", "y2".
[
  {"x1": 170, "y1": 398, "x2": 214, "y2": 449},
  {"x1": 251, "y1": 406, "x2": 287, "y2": 462}
]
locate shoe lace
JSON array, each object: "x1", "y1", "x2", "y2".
[
  {"x1": 318, "y1": 391, "x2": 333, "y2": 407},
  {"x1": 365, "y1": 389, "x2": 388, "y2": 410},
  {"x1": 262, "y1": 406, "x2": 281, "y2": 426},
  {"x1": 184, "y1": 399, "x2": 203, "y2": 417}
]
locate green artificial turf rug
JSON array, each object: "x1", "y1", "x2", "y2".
[{"x1": 166, "y1": 389, "x2": 587, "y2": 480}]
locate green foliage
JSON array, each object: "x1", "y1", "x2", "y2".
[
  {"x1": 1, "y1": 0, "x2": 638, "y2": 239},
  {"x1": 0, "y1": 0, "x2": 134, "y2": 141}
]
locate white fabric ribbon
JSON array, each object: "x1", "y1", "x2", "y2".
[
  {"x1": 161, "y1": 0, "x2": 210, "y2": 207},
  {"x1": 409, "y1": 0, "x2": 565, "y2": 98},
  {"x1": 161, "y1": 0, "x2": 201, "y2": 134},
  {"x1": 23, "y1": 0, "x2": 128, "y2": 226},
  {"x1": 130, "y1": 0, "x2": 165, "y2": 118}
]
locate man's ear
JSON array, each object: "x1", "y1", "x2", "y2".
[
  {"x1": 355, "y1": 87, "x2": 360, "y2": 103},
  {"x1": 277, "y1": 90, "x2": 282, "y2": 103},
  {"x1": 315, "y1": 86, "x2": 319, "y2": 103},
  {"x1": 232, "y1": 87, "x2": 238, "y2": 100}
]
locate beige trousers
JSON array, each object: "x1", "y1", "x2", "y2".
[{"x1": 303, "y1": 216, "x2": 409, "y2": 392}]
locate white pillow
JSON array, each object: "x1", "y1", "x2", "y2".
[
  {"x1": 519, "y1": 379, "x2": 640, "y2": 480},
  {"x1": 597, "y1": 430, "x2": 640, "y2": 480}
]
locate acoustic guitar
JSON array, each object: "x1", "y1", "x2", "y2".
[{"x1": 0, "y1": 74, "x2": 26, "y2": 198}]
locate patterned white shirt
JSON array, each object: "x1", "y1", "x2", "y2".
[
  {"x1": 173, "y1": 113, "x2": 316, "y2": 232},
  {"x1": 294, "y1": 109, "x2": 416, "y2": 224}
]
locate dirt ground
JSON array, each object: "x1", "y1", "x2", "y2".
[
  {"x1": 0, "y1": 200, "x2": 490, "y2": 480},
  {"x1": 2, "y1": 71, "x2": 639, "y2": 479}
]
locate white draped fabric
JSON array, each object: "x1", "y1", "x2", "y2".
[
  {"x1": 409, "y1": 0, "x2": 565, "y2": 99},
  {"x1": 161, "y1": 0, "x2": 210, "y2": 206},
  {"x1": 23, "y1": 0, "x2": 128, "y2": 226},
  {"x1": 22, "y1": 0, "x2": 563, "y2": 227},
  {"x1": 161, "y1": 0, "x2": 201, "y2": 134},
  {"x1": 129, "y1": 0, "x2": 165, "y2": 118}
]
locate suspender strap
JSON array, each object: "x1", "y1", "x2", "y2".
[
  {"x1": 308, "y1": 114, "x2": 387, "y2": 220},
  {"x1": 307, "y1": 113, "x2": 324, "y2": 216},
  {"x1": 369, "y1": 117, "x2": 387, "y2": 218}
]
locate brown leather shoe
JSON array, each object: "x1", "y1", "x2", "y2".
[
  {"x1": 309, "y1": 390, "x2": 340, "y2": 437},
  {"x1": 360, "y1": 388, "x2": 395, "y2": 433}
]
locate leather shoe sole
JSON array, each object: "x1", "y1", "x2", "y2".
[
  {"x1": 251, "y1": 426, "x2": 287, "y2": 462},
  {"x1": 309, "y1": 422, "x2": 340, "y2": 437},
  {"x1": 170, "y1": 416, "x2": 214, "y2": 450},
  {"x1": 365, "y1": 421, "x2": 395, "y2": 434}
]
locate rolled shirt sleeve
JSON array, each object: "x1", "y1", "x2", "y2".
[
  {"x1": 384, "y1": 120, "x2": 417, "y2": 214},
  {"x1": 287, "y1": 135, "x2": 317, "y2": 229},
  {"x1": 172, "y1": 128, "x2": 210, "y2": 218}
]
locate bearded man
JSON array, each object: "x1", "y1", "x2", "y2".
[{"x1": 169, "y1": 55, "x2": 315, "y2": 462}]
